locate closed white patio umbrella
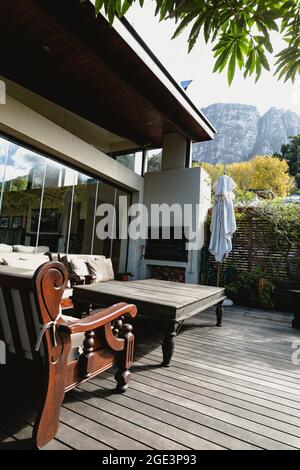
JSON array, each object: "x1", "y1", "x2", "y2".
[{"x1": 209, "y1": 174, "x2": 237, "y2": 286}]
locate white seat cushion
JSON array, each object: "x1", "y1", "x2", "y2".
[
  {"x1": 0, "y1": 244, "x2": 13, "y2": 253},
  {"x1": 1, "y1": 253, "x2": 49, "y2": 270},
  {"x1": 105, "y1": 258, "x2": 115, "y2": 281},
  {"x1": 13, "y1": 245, "x2": 49, "y2": 254}
]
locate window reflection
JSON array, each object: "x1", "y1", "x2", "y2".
[
  {"x1": 144, "y1": 149, "x2": 162, "y2": 173},
  {"x1": 0, "y1": 135, "x2": 131, "y2": 271},
  {"x1": 68, "y1": 174, "x2": 98, "y2": 255},
  {"x1": 38, "y1": 162, "x2": 75, "y2": 253},
  {"x1": 116, "y1": 151, "x2": 143, "y2": 175},
  {"x1": 0, "y1": 140, "x2": 45, "y2": 247},
  {"x1": 93, "y1": 182, "x2": 116, "y2": 260}
]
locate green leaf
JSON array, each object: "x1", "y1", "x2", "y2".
[
  {"x1": 95, "y1": 0, "x2": 104, "y2": 16},
  {"x1": 236, "y1": 44, "x2": 244, "y2": 69},
  {"x1": 227, "y1": 50, "x2": 236, "y2": 86},
  {"x1": 120, "y1": 0, "x2": 132, "y2": 16},
  {"x1": 213, "y1": 45, "x2": 232, "y2": 73},
  {"x1": 255, "y1": 54, "x2": 262, "y2": 82},
  {"x1": 172, "y1": 11, "x2": 198, "y2": 39},
  {"x1": 258, "y1": 49, "x2": 270, "y2": 71}
]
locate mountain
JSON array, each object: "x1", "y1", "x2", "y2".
[{"x1": 193, "y1": 103, "x2": 300, "y2": 164}]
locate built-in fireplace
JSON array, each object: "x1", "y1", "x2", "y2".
[
  {"x1": 144, "y1": 227, "x2": 188, "y2": 262},
  {"x1": 140, "y1": 166, "x2": 211, "y2": 284},
  {"x1": 150, "y1": 265, "x2": 185, "y2": 283}
]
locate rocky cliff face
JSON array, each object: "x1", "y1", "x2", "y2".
[{"x1": 193, "y1": 103, "x2": 300, "y2": 164}]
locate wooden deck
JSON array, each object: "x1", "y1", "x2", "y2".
[{"x1": 1, "y1": 306, "x2": 300, "y2": 450}]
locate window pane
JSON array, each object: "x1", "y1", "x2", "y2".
[
  {"x1": 0, "y1": 137, "x2": 9, "y2": 200},
  {"x1": 116, "y1": 151, "x2": 143, "y2": 175},
  {"x1": 38, "y1": 162, "x2": 76, "y2": 253},
  {"x1": 0, "y1": 142, "x2": 45, "y2": 247},
  {"x1": 68, "y1": 173, "x2": 98, "y2": 254},
  {"x1": 93, "y1": 182, "x2": 116, "y2": 259},
  {"x1": 111, "y1": 189, "x2": 130, "y2": 273},
  {"x1": 145, "y1": 149, "x2": 162, "y2": 173}
]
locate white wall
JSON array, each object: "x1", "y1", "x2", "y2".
[{"x1": 141, "y1": 166, "x2": 211, "y2": 283}]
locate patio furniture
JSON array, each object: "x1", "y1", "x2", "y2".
[
  {"x1": 290, "y1": 290, "x2": 300, "y2": 329},
  {"x1": 72, "y1": 279, "x2": 225, "y2": 366},
  {"x1": 0, "y1": 262, "x2": 137, "y2": 448},
  {"x1": 60, "y1": 254, "x2": 133, "y2": 286}
]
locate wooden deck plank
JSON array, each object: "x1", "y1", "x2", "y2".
[
  {"x1": 134, "y1": 354, "x2": 300, "y2": 419},
  {"x1": 93, "y1": 376, "x2": 294, "y2": 450},
  {"x1": 99, "y1": 370, "x2": 300, "y2": 448},
  {"x1": 71, "y1": 386, "x2": 224, "y2": 450},
  {"x1": 81, "y1": 380, "x2": 259, "y2": 450},
  {"x1": 62, "y1": 398, "x2": 189, "y2": 451}
]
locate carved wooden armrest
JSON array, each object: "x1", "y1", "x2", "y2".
[{"x1": 59, "y1": 302, "x2": 137, "y2": 334}]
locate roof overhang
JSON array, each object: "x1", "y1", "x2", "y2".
[{"x1": 0, "y1": 0, "x2": 216, "y2": 150}]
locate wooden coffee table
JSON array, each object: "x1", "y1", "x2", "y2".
[{"x1": 72, "y1": 279, "x2": 225, "y2": 366}]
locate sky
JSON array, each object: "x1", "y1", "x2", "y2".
[{"x1": 126, "y1": 2, "x2": 300, "y2": 115}]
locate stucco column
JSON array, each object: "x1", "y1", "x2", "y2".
[{"x1": 161, "y1": 133, "x2": 189, "y2": 170}]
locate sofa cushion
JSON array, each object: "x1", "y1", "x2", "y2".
[
  {"x1": 13, "y1": 245, "x2": 49, "y2": 254},
  {"x1": 69, "y1": 256, "x2": 90, "y2": 277},
  {"x1": 1, "y1": 254, "x2": 49, "y2": 270},
  {"x1": 105, "y1": 258, "x2": 115, "y2": 280},
  {"x1": 0, "y1": 244, "x2": 13, "y2": 253},
  {"x1": 87, "y1": 258, "x2": 109, "y2": 282}
]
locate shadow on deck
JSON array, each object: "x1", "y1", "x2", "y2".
[{"x1": 1, "y1": 306, "x2": 300, "y2": 450}]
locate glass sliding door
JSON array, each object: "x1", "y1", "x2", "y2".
[
  {"x1": 111, "y1": 189, "x2": 130, "y2": 273},
  {"x1": 38, "y1": 162, "x2": 76, "y2": 253},
  {"x1": 0, "y1": 134, "x2": 132, "y2": 270},
  {"x1": 68, "y1": 173, "x2": 98, "y2": 255},
  {"x1": 93, "y1": 182, "x2": 116, "y2": 260},
  {"x1": 0, "y1": 140, "x2": 45, "y2": 248}
]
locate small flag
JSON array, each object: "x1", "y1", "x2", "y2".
[{"x1": 180, "y1": 80, "x2": 193, "y2": 91}]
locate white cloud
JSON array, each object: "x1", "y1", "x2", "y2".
[
  {"x1": 0, "y1": 164, "x2": 26, "y2": 181},
  {"x1": 0, "y1": 138, "x2": 8, "y2": 158}
]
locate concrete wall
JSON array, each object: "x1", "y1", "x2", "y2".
[{"x1": 161, "y1": 133, "x2": 187, "y2": 170}]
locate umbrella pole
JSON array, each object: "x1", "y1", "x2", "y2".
[{"x1": 216, "y1": 263, "x2": 221, "y2": 287}]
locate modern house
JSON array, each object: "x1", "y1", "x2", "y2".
[{"x1": 0, "y1": 0, "x2": 215, "y2": 284}]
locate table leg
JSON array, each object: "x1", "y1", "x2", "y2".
[
  {"x1": 216, "y1": 302, "x2": 223, "y2": 327},
  {"x1": 161, "y1": 321, "x2": 183, "y2": 367}
]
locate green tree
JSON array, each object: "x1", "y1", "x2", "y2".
[
  {"x1": 90, "y1": 0, "x2": 300, "y2": 85},
  {"x1": 275, "y1": 134, "x2": 300, "y2": 188}
]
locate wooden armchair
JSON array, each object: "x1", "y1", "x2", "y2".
[{"x1": 0, "y1": 262, "x2": 137, "y2": 448}]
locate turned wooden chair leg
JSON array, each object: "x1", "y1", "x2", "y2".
[{"x1": 115, "y1": 323, "x2": 134, "y2": 393}]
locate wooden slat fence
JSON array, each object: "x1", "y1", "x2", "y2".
[{"x1": 205, "y1": 209, "x2": 300, "y2": 281}]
